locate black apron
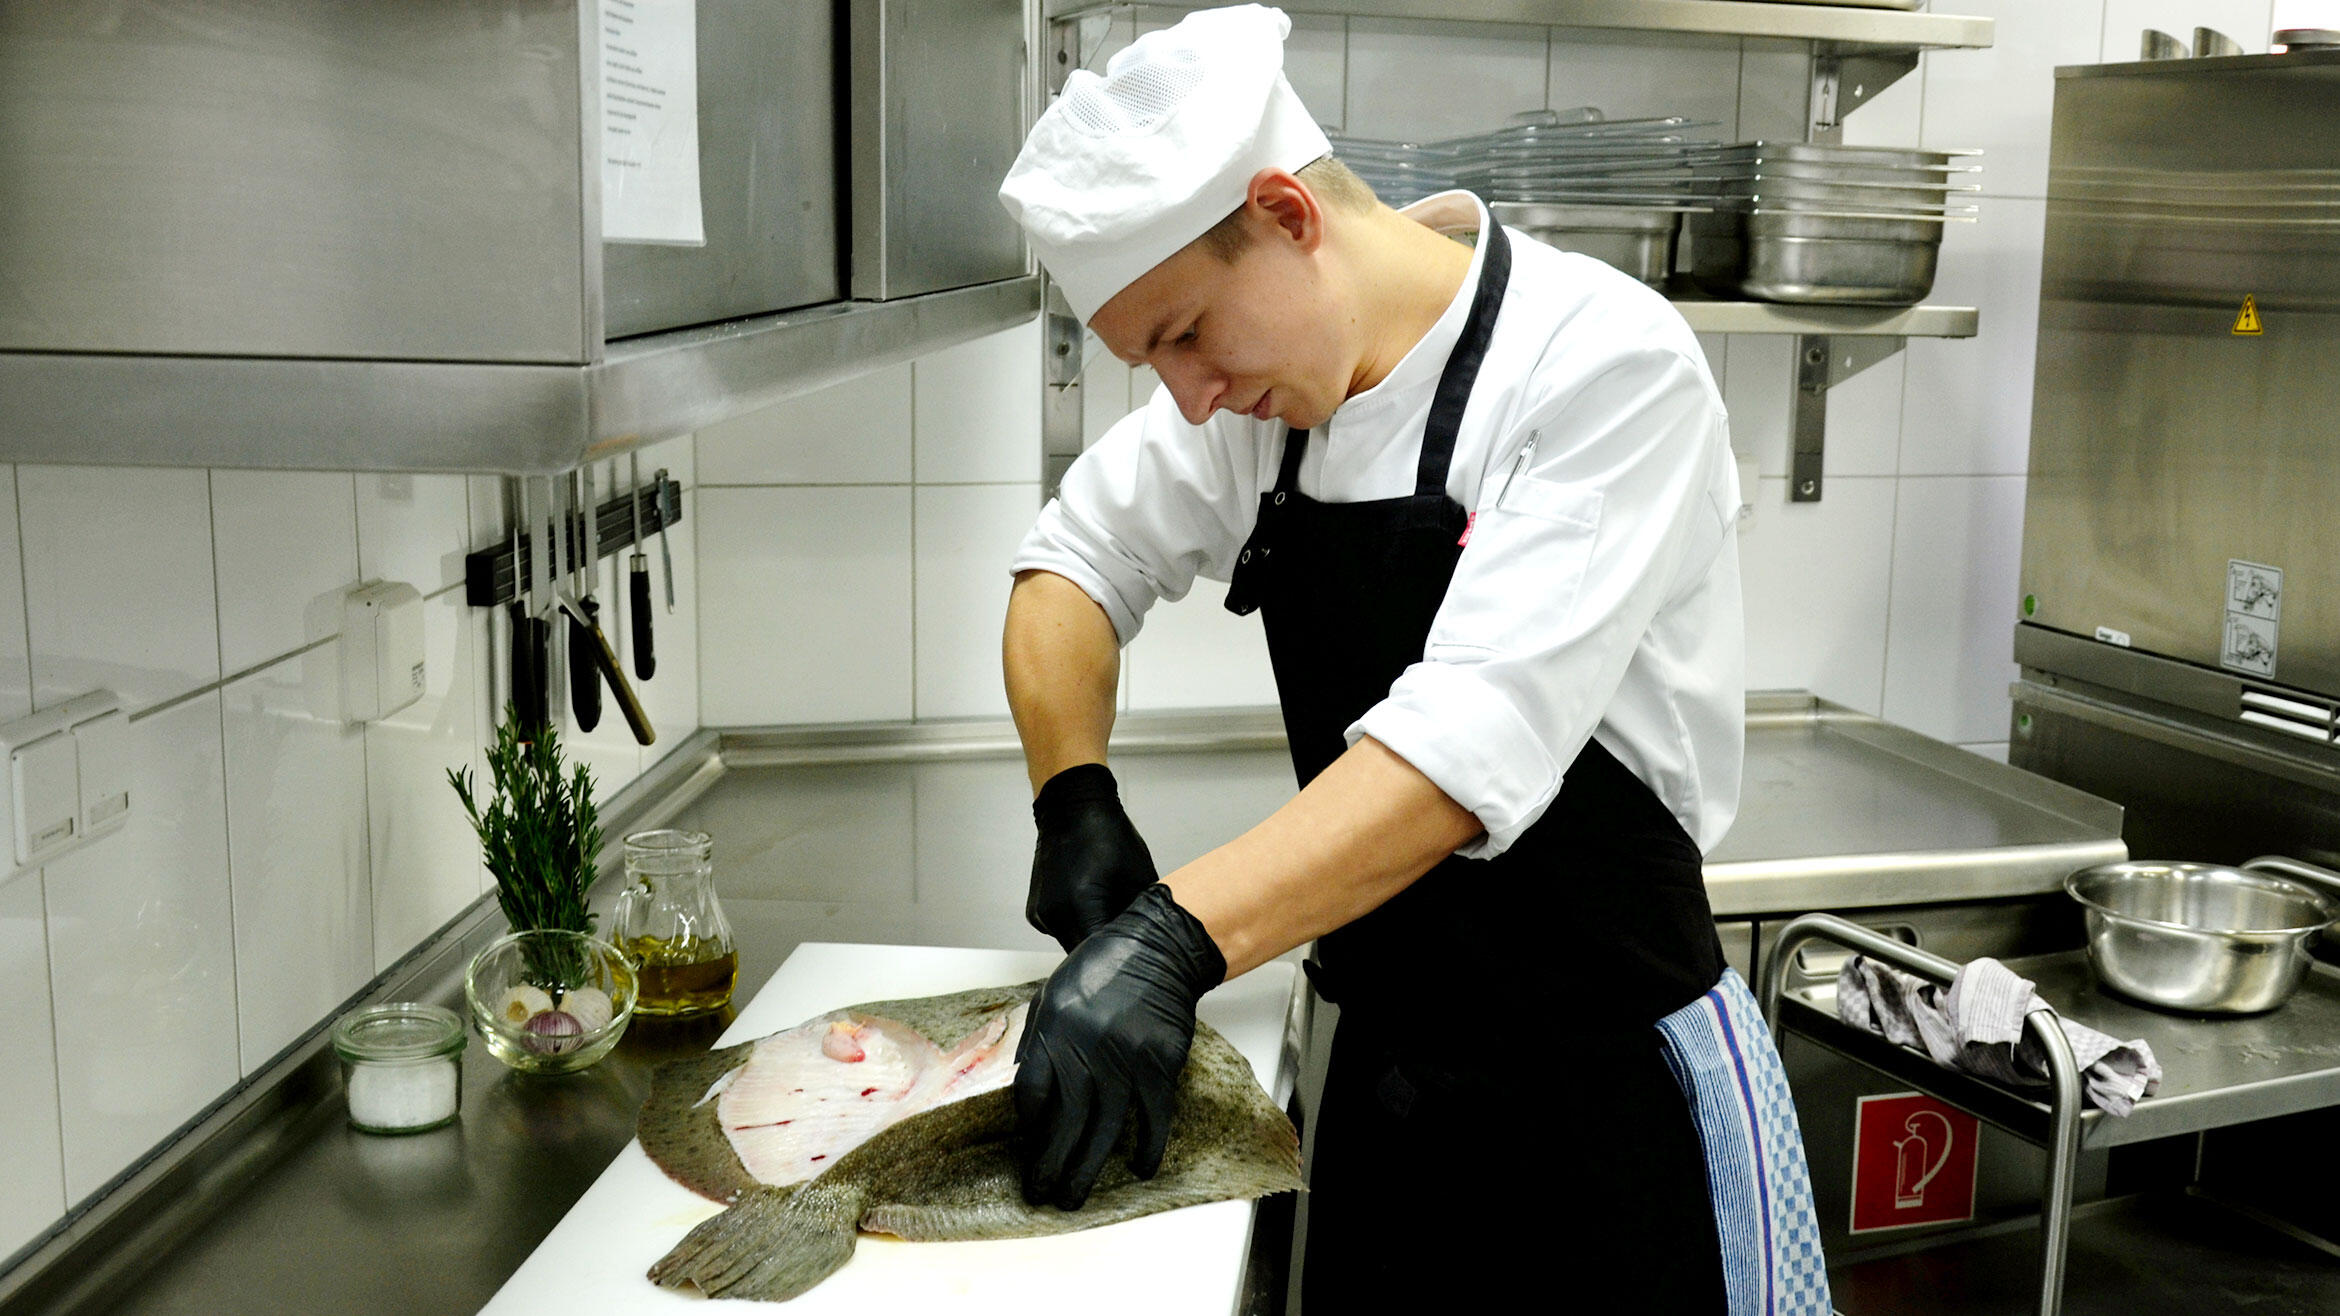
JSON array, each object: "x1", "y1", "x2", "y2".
[{"x1": 1224, "y1": 220, "x2": 1729, "y2": 1310}]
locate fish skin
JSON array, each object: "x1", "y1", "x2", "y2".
[{"x1": 638, "y1": 980, "x2": 1302, "y2": 1303}]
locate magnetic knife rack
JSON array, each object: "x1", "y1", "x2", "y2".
[{"x1": 462, "y1": 473, "x2": 684, "y2": 608}]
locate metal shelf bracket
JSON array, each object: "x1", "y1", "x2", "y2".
[
  {"x1": 1042, "y1": 283, "x2": 1086, "y2": 498},
  {"x1": 1790, "y1": 333, "x2": 1904, "y2": 502},
  {"x1": 1809, "y1": 48, "x2": 1920, "y2": 141}
]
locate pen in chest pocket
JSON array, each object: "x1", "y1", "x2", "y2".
[{"x1": 1495, "y1": 429, "x2": 1542, "y2": 510}]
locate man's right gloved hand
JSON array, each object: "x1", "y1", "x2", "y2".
[{"x1": 1028, "y1": 762, "x2": 1158, "y2": 952}]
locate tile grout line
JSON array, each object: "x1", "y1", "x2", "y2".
[
  {"x1": 12, "y1": 468, "x2": 35, "y2": 715},
  {"x1": 36, "y1": 864, "x2": 70, "y2": 1212},
  {"x1": 205, "y1": 471, "x2": 247, "y2": 1077}
]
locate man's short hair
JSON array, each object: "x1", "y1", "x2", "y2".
[{"x1": 1193, "y1": 155, "x2": 1380, "y2": 262}]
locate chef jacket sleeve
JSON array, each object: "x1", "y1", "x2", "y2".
[
  {"x1": 1009, "y1": 389, "x2": 1264, "y2": 646},
  {"x1": 1348, "y1": 344, "x2": 1735, "y2": 860}
]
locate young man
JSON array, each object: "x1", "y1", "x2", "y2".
[{"x1": 996, "y1": 7, "x2": 1826, "y2": 1310}]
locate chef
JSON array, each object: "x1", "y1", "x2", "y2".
[{"x1": 996, "y1": 6, "x2": 1826, "y2": 1311}]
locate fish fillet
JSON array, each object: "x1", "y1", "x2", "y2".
[{"x1": 635, "y1": 980, "x2": 1301, "y2": 1303}]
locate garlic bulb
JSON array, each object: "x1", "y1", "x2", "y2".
[{"x1": 496, "y1": 984, "x2": 555, "y2": 1027}]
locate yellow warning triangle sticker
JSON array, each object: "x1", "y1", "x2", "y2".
[{"x1": 2233, "y1": 294, "x2": 2263, "y2": 336}]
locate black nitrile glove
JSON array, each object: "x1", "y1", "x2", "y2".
[
  {"x1": 1014, "y1": 882, "x2": 1227, "y2": 1211},
  {"x1": 1028, "y1": 762, "x2": 1158, "y2": 952}
]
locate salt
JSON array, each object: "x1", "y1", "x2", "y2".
[
  {"x1": 347, "y1": 1059, "x2": 461, "y2": 1132},
  {"x1": 331, "y1": 1002, "x2": 466, "y2": 1135}
]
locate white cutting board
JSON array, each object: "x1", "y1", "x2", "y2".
[{"x1": 481, "y1": 942, "x2": 1299, "y2": 1315}]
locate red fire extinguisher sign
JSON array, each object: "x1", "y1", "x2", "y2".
[{"x1": 1850, "y1": 1091, "x2": 1979, "y2": 1234}]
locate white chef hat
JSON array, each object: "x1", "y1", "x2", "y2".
[{"x1": 998, "y1": 4, "x2": 1331, "y2": 323}]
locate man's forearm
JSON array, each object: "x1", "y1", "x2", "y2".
[
  {"x1": 1003, "y1": 570, "x2": 1123, "y2": 795},
  {"x1": 1163, "y1": 735, "x2": 1484, "y2": 979}
]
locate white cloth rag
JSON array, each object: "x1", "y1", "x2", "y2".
[{"x1": 1836, "y1": 955, "x2": 2162, "y2": 1116}]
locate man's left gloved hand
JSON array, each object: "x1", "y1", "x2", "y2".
[{"x1": 1013, "y1": 882, "x2": 1227, "y2": 1211}]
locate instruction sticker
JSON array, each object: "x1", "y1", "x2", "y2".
[
  {"x1": 2234, "y1": 294, "x2": 2263, "y2": 336},
  {"x1": 2222, "y1": 559, "x2": 2283, "y2": 676}
]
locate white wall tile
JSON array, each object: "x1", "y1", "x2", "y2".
[
  {"x1": 914, "y1": 321, "x2": 1044, "y2": 485},
  {"x1": 1082, "y1": 346, "x2": 1137, "y2": 446},
  {"x1": 0, "y1": 470, "x2": 34, "y2": 723},
  {"x1": 2102, "y1": 0, "x2": 2275, "y2": 58},
  {"x1": 44, "y1": 694, "x2": 238, "y2": 1202},
  {"x1": 1725, "y1": 336, "x2": 1906, "y2": 481},
  {"x1": 1882, "y1": 476, "x2": 2028, "y2": 745},
  {"x1": 1547, "y1": 29, "x2": 1743, "y2": 128},
  {"x1": 1900, "y1": 198, "x2": 2047, "y2": 477},
  {"x1": 915, "y1": 485, "x2": 1041, "y2": 720},
  {"x1": 20, "y1": 467, "x2": 219, "y2": 713},
  {"x1": 1735, "y1": 39, "x2": 1808, "y2": 141},
  {"x1": 698, "y1": 487, "x2": 913, "y2": 725},
  {"x1": 367, "y1": 587, "x2": 487, "y2": 971},
  {"x1": 633, "y1": 434, "x2": 700, "y2": 757},
  {"x1": 1738, "y1": 475, "x2": 1897, "y2": 715},
  {"x1": 1126, "y1": 577, "x2": 1281, "y2": 711},
  {"x1": 1920, "y1": 0, "x2": 2103, "y2": 198},
  {"x1": 221, "y1": 648, "x2": 371, "y2": 1073},
  {"x1": 211, "y1": 470, "x2": 359, "y2": 675},
  {"x1": 0, "y1": 872, "x2": 65, "y2": 1258},
  {"x1": 1345, "y1": 19, "x2": 1547, "y2": 140},
  {"x1": 356, "y1": 473, "x2": 474, "y2": 595},
  {"x1": 697, "y1": 364, "x2": 914, "y2": 486},
  {"x1": 467, "y1": 474, "x2": 506, "y2": 550}
]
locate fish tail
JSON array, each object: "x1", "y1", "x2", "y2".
[{"x1": 649, "y1": 1181, "x2": 863, "y2": 1302}]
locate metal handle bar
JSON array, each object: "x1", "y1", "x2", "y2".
[{"x1": 1761, "y1": 912, "x2": 2083, "y2": 1316}]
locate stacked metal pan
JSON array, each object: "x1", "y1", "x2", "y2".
[
  {"x1": 1684, "y1": 142, "x2": 1980, "y2": 304},
  {"x1": 1330, "y1": 110, "x2": 1722, "y2": 286}
]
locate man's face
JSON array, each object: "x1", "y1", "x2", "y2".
[{"x1": 1088, "y1": 218, "x2": 1350, "y2": 432}]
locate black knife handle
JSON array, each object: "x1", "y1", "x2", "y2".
[
  {"x1": 511, "y1": 604, "x2": 549, "y2": 733},
  {"x1": 630, "y1": 557, "x2": 656, "y2": 680},
  {"x1": 569, "y1": 601, "x2": 602, "y2": 732}
]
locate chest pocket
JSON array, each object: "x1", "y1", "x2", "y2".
[{"x1": 1426, "y1": 475, "x2": 1603, "y2": 658}]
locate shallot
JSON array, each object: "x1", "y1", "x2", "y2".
[{"x1": 523, "y1": 1009, "x2": 585, "y2": 1055}]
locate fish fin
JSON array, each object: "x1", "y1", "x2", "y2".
[{"x1": 648, "y1": 1180, "x2": 864, "y2": 1302}]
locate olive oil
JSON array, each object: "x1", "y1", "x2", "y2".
[{"x1": 622, "y1": 934, "x2": 739, "y2": 1016}]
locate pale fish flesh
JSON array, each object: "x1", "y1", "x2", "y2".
[{"x1": 636, "y1": 980, "x2": 1302, "y2": 1303}]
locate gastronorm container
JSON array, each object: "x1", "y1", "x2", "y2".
[{"x1": 1493, "y1": 201, "x2": 1684, "y2": 286}]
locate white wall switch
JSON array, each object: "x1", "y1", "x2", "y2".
[
  {"x1": 0, "y1": 690, "x2": 129, "y2": 878},
  {"x1": 70, "y1": 702, "x2": 130, "y2": 838},
  {"x1": 11, "y1": 732, "x2": 77, "y2": 865},
  {"x1": 339, "y1": 581, "x2": 427, "y2": 723}
]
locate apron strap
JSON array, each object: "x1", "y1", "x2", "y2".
[{"x1": 1414, "y1": 216, "x2": 1511, "y2": 498}]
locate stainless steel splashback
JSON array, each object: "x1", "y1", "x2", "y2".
[{"x1": 2020, "y1": 50, "x2": 2340, "y2": 698}]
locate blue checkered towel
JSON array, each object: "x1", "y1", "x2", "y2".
[{"x1": 1655, "y1": 969, "x2": 1832, "y2": 1316}]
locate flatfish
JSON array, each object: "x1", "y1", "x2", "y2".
[{"x1": 637, "y1": 980, "x2": 1302, "y2": 1302}]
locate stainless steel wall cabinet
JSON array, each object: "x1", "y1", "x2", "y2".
[
  {"x1": 2020, "y1": 50, "x2": 2340, "y2": 694},
  {"x1": 849, "y1": 0, "x2": 1029, "y2": 301},
  {"x1": 0, "y1": 1, "x2": 1036, "y2": 473}
]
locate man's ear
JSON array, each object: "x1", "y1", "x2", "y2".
[{"x1": 1246, "y1": 168, "x2": 1323, "y2": 251}]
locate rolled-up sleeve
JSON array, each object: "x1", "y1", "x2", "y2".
[
  {"x1": 1350, "y1": 346, "x2": 1733, "y2": 859},
  {"x1": 1009, "y1": 391, "x2": 1265, "y2": 646}
]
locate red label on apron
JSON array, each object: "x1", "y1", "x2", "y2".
[{"x1": 1849, "y1": 1092, "x2": 1978, "y2": 1233}]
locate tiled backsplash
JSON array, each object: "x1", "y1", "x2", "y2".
[{"x1": 0, "y1": 436, "x2": 698, "y2": 1261}]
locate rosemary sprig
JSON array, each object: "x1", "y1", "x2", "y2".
[{"x1": 449, "y1": 706, "x2": 602, "y2": 941}]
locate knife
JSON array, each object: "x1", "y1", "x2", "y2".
[
  {"x1": 654, "y1": 467, "x2": 675, "y2": 612},
  {"x1": 510, "y1": 478, "x2": 550, "y2": 733},
  {"x1": 568, "y1": 468, "x2": 603, "y2": 733},
  {"x1": 629, "y1": 453, "x2": 655, "y2": 680},
  {"x1": 556, "y1": 587, "x2": 654, "y2": 746}
]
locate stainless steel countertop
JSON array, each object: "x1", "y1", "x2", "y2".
[{"x1": 0, "y1": 696, "x2": 2125, "y2": 1315}]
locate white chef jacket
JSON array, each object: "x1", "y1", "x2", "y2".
[{"x1": 1012, "y1": 191, "x2": 1744, "y2": 860}]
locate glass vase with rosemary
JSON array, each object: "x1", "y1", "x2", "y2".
[{"x1": 449, "y1": 707, "x2": 605, "y2": 992}]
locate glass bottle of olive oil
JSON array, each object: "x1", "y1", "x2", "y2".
[{"x1": 612, "y1": 830, "x2": 738, "y2": 1017}]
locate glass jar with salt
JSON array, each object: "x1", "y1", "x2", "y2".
[{"x1": 331, "y1": 1002, "x2": 466, "y2": 1135}]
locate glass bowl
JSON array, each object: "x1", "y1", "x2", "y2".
[{"x1": 463, "y1": 929, "x2": 639, "y2": 1074}]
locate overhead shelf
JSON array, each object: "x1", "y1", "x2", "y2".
[
  {"x1": 0, "y1": 278, "x2": 1041, "y2": 475},
  {"x1": 1667, "y1": 289, "x2": 1979, "y2": 337},
  {"x1": 1044, "y1": 0, "x2": 1993, "y2": 51}
]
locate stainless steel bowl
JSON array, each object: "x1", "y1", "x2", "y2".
[{"x1": 2065, "y1": 860, "x2": 2340, "y2": 1014}]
